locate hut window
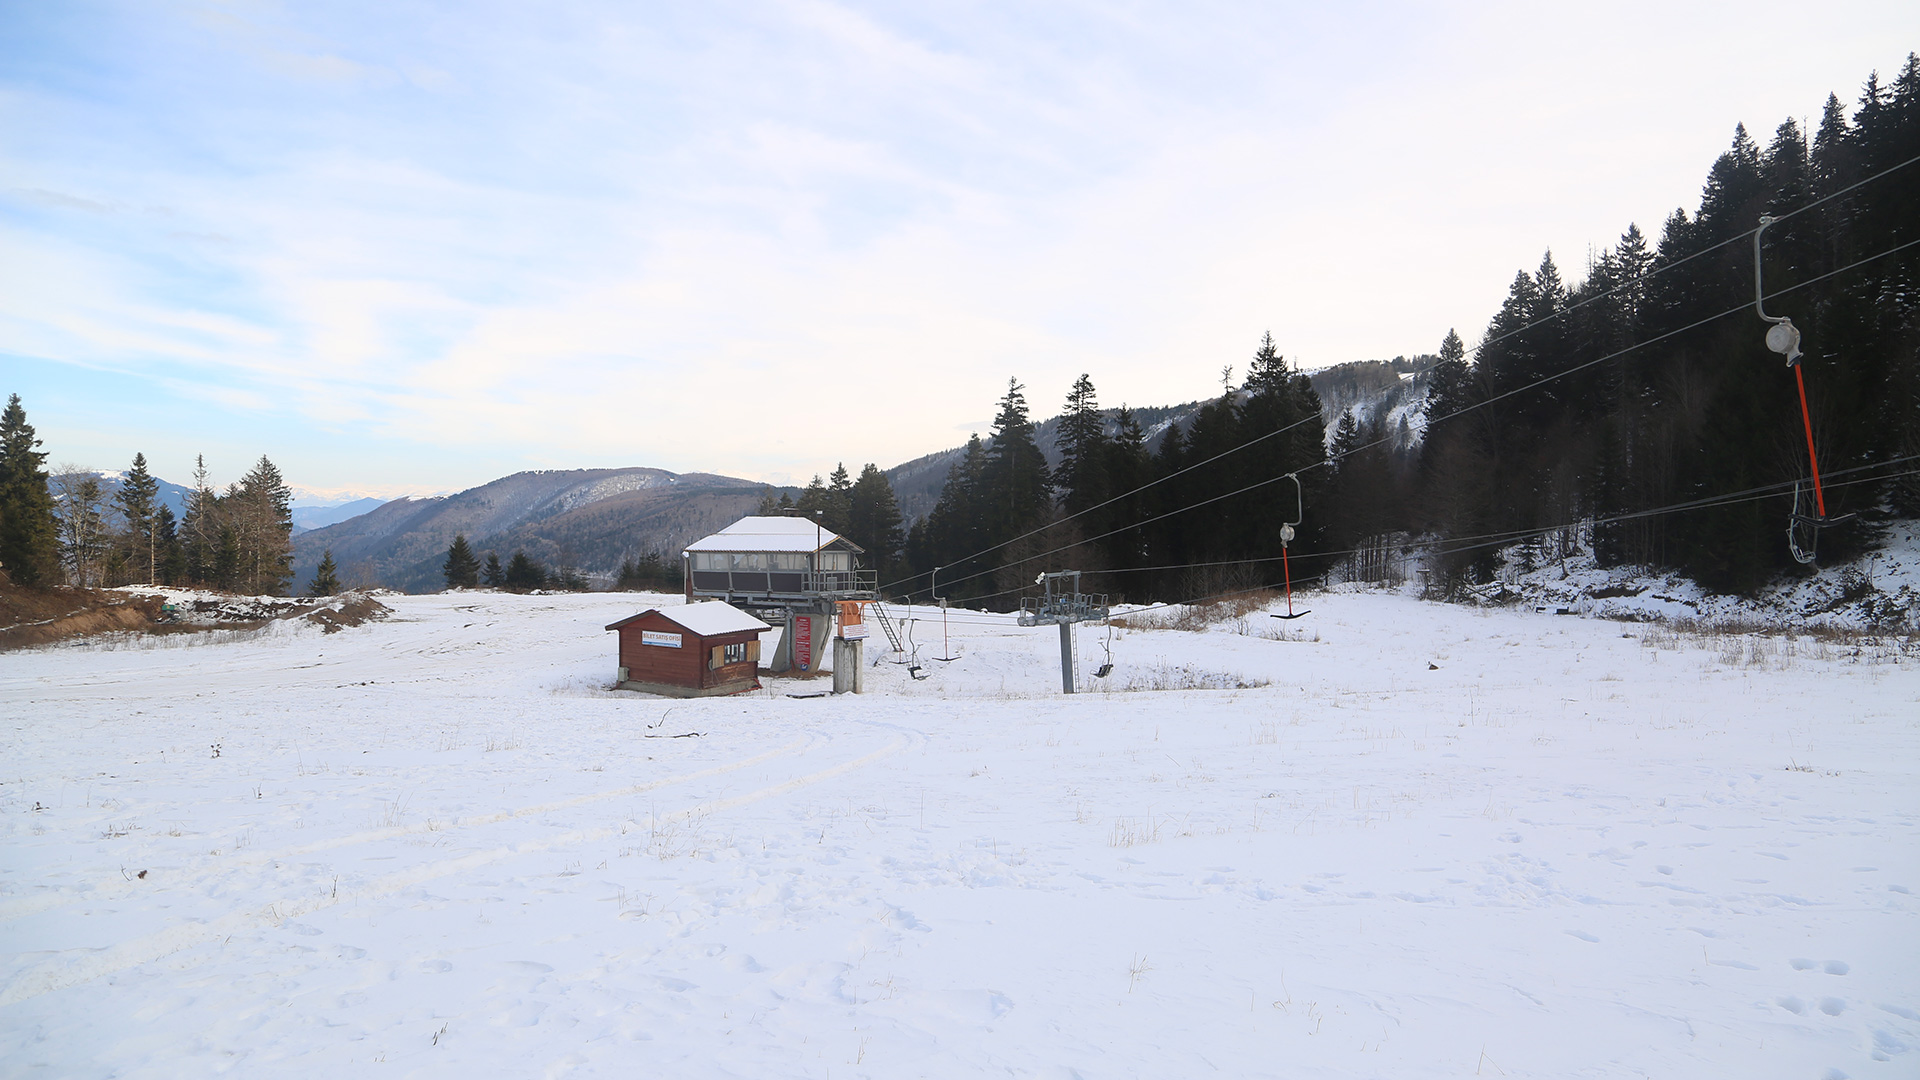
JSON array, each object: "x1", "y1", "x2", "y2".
[
  {"x1": 722, "y1": 642, "x2": 748, "y2": 664},
  {"x1": 816, "y1": 551, "x2": 849, "y2": 572},
  {"x1": 692, "y1": 552, "x2": 725, "y2": 571},
  {"x1": 771, "y1": 553, "x2": 808, "y2": 571},
  {"x1": 730, "y1": 553, "x2": 767, "y2": 571}
]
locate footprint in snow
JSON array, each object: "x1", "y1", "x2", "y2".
[
  {"x1": 1778, "y1": 996, "x2": 1808, "y2": 1015},
  {"x1": 1825, "y1": 960, "x2": 1850, "y2": 975},
  {"x1": 1792, "y1": 958, "x2": 1817, "y2": 970},
  {"x1": 1566, "y1": 929, "x2": 1599, "y2": 942},
  {"x1": 1819, "y1": 997, "x2": 1846, "y2": 1016}
]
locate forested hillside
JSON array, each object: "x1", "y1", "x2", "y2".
[
  {"x1": 888, "y1": 56, "x2": 1920, "y2": 605},
  {"x1": 290, "y1": 468, "x2": 772, "y2": 593}
]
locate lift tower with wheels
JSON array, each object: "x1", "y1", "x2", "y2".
[{"x1": 1017, "y1": 571, "x2": 1110, "y2": 694}]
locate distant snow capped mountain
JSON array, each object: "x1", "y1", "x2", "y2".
[
  {"x1": 88, "y1": 470, "x2": 198, "y2": 520},
  {"x1": 291, "y1": 498, "x2": 389, "y2": 534},
  {"x1": 290, "y1": 486, "x2": 443, "y2": 508},
  {"x1": 290, "y1": 467, "x2": 772, "y2": 592}
]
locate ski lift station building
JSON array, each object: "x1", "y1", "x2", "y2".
[
  {"x1": 681, "y1": 516, "x2": 875, "y2": 673},
  {"x1": 604, "y1": 601, "x2": 771, "y2": 697}
]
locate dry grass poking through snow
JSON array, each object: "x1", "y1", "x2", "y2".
[
  {"x1": 1104, "y1": 663, "x2": 1271, "y2": 692},
  {"x1": 1110, "y1": 590, "x2": 1281, "y2": 632},
  {"x1": 1633, "y1": 617, "x2": 1917, "y2": 670}
]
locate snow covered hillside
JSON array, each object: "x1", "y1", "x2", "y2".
[{"x1": 2, "y1": 592, "x2": 1915, "y2": 1077}]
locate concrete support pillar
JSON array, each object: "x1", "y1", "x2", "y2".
[
  {"x1": 1058, "y1": 620, "x2": 1075, "y2": 694},
  {"x1": 833, "y1": 638, "x2": 864, "y2": 694},
  {"x1": 770, "y1": 615, "x2": 794, "y2": 673}
]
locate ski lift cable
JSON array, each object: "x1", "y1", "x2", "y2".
[
  {"x1": 1106, "y1": 467, "x2": 1920, "y2": 627},
  {"x1": 878, "y1": 153, "x2": 1920, "y2": 599},
  {"x1": 917, "y1": 457, "x2": 1920, "y2": 618},
  {"x1": 908, "y1": 234, "x2": 1920, "y2": 599}
]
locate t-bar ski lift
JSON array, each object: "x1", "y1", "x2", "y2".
[
  {"x1": 1755, "y1": 215, "x2": 1853, "y2": 563},
  {"x1": 1270, "y1": 472, "x2": 1311, "y2": 619}
]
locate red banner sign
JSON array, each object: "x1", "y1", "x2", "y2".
[{"x1": 793, "y1": 615, "x2": 813, "y2": 670}]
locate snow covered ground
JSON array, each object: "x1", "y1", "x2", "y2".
[{"x1": 2, "y1": 590, "x2": 1915, "y2": 1078}]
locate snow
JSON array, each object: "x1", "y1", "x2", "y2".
[
  {"x1": 1364, "y1": 520, "x2": 1920, "y2": 634},
  {"x1": 2, "y1": 588, "x2": 1915, "y2": 1078},
  {"x1": 610, "y1": 601, "x2": 772, "y2": 637},
  {"x1": 684, "y1": 516, "x2": 855, "y2": 554}
]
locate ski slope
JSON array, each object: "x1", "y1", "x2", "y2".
[{"x1": 1, "y1": 590, "x2": 1915, "y2": 1078}]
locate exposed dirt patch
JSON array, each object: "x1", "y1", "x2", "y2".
[
  {"x1": 0, "y1": 587, "x2": 166, "y2": 650},
  {"x1": 305, "y1": 593, "x2": 392, "y2": 634},
  {"x1": 0, "y1": 584, "x2": 391, "y2": 650}
]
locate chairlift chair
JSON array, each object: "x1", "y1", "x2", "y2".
[
  {"x1": 1270, "y1": 472, "x2": 1312, "y2": 620},
  {"x1": 900, "y1": 599, "x2": 930, "y2": 680}
]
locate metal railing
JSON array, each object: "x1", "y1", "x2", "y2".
[
  {"x1": 1017, "y1": 592, "x2": 1110, "y2": 626},
  {"x1": 689, "y1": 568, "x2": 876, "y2": 599},
  {"x1": 805, "y1": 569, "x2": 877, "y2": 597}
]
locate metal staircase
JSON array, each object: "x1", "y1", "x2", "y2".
[{"x1": 866, "y1": 601, "x2": 906, "y2": 656}]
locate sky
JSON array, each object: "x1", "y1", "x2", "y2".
[{"x1": 3, "y1": 2, "x2": 1915, "y2": 501}]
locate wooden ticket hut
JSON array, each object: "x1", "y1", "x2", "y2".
[{"x1": 605, "y1": 601, "x2": 771, "y2": 697}]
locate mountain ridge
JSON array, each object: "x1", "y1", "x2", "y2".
[{"x1": 289, "y1": 358, "x2": 1432, "y2": 591}]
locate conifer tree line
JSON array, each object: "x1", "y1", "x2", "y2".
[
  {"x1": 753, "y1": 461, "x2": 908, "y2": 582},
  {"x1": 900, "y1": 346, "x2": 1334, "y2": 606},
  {"x1": 0, "y1": 394, "x2": 298, "y2": 594},
  {"x1": 1416, "y1": 57, "x2": 1920, "y2": 592},
  {"x1": 894, "y1": 58, "x2": 1920, "y2": 604},
  {"x1": 441, "y1": 534, "x2": 591, "y2": 592}
]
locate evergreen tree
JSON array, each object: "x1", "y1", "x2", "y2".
[
  {"x1": 181, "y1": 455, "x2": 217, "y2": 586},
  {"x1": 115, "y1": 452, "x2": 160, "y2": 583},
  {"x1": 1231, "y1": 333, "x2": 1327, "y2": 570},
  {"x1": 505, "y1": 549, "x2": 543, "y2": 589},
  {"x1": 232, "y1": 456, "x2": 294, "y2": 595},
  {"x1": 1423, "y1": 329, "x2": 1472, "y2": 428},
  {"x1": 483, "y1": 551, "x2": 506, "y2": 587},
  {"x1": 1099, "y1": 407, "x2": 1152, "y2": 580},
  {"x1": 443, "y1": 534, "x2": 481, "y2": 588},
  {"x1": 0, "y1": 395, "x2": 61, "y2": 585},
  {"x1": 919, "y1": 434, "x2": 988, "y2": 596},
  {"x1": 154, "y1": 504, "x2": 184, "y2": 585},
  {"x1": 827, "y1": 464, "x2": 855, "y2": 537},
  {"x1": 307, "y1": 549, "x2": 341, "y2": 596},
  {"x1": 755, "y1": 488, "x2": 780, "y2": 515},
  {"x1": 1055, "y1": 374, "x2": 1110, "y2": 517},
  {"x1": 1240, "y1": 332, "x2": 1281, "y2": 392},
  {"x1": 847, "y1": 463, "x2": 904, "y2": 577},
  {"x1": 981, "y1": 379, "x2": 1052, "y2": 545},
  {"x1": 1328, "y1": 409, "x2": 1364, "y2": 466}
]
